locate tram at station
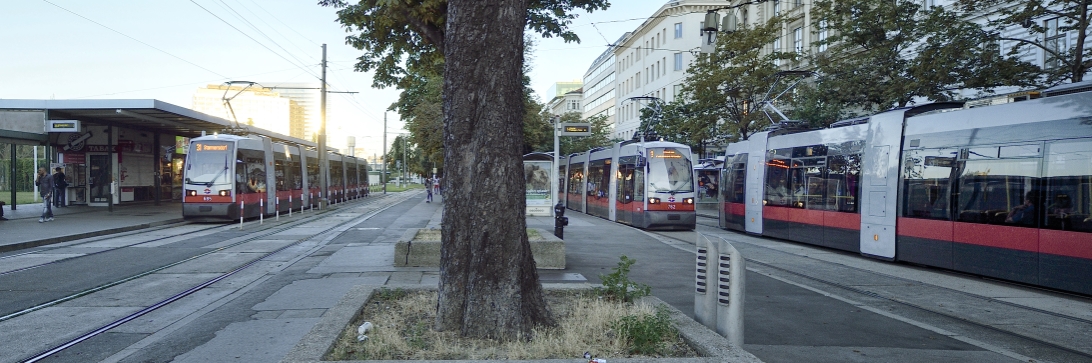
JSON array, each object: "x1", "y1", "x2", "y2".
[
  {"x1": 562, "y1": 139, "x2": 697, "y2": 230},
  {"x1": 717, "y1": 82, "x2": 1092, "y2": 295},
  {"x1": 182, "y1": 134, "x2": 369, "y2": 221}
]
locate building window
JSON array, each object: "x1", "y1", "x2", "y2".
[
  {"x1": 674, "y1": 53, "x2": 683, "y2": 71},
  {"x1": 773, "y1": 37, "x2": 781, "y2": 65},
  {"x1": 818, "y1": 20, "x2": 828, "y2": 52},
  {"x1": 674, "y1": 23, "x2": 683, "y2": 38},
  {"x1": 1045, "y1": 18, "x2": 1067, "y2": 69},
  {"x1": 793, "y1": 27, "x2": 803, "y2": 53},
  {"x1": 772, "y1": 0, "x2": 780, "y2": 16}
]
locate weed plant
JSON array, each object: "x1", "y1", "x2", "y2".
[{"x1": 595, "y1": 255, "x2": 651, "y2": 303}]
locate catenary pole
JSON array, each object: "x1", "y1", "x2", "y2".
[{"x1": 318, "y1": 44, "x2": 329, "y2": 207}]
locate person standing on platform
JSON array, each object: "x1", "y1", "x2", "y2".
[
  {"x1": 53, "y1": 167, "x2": 68, "y2": 208},
  {"x1": 35, "y1": 167, "x2": 54, "y2": 223},
  {"x1": 426, "y1": 178, "x2": 433, "y2": 203}
]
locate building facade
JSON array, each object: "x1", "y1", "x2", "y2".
[
  {"x1": 612, "y1": 0, "x2": 727, "y2": 140},
  {"x1": 191, "y1": 85, "x2": 293, "y2": 136},
  {"x1": 582, "y1": 39, "x2": 622, "y2": 130}
]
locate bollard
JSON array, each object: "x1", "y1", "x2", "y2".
[
  {"x1": 260, "y1": 198, "x2": 264, "y2": 224},
  {"x1": 715, "y1": 237, "x2": 745, "y2": 348},
  {"x1": 309, "y1": 192, "x2": 313, "y2": 211},
  {"x1": 552, "y1": 203, "x2": 568, "y2": 239},
  {"x1": 275, "y1": 197, "x2": 280, "y2": 221},
  {"x1": 695, "y1": 233, "x2": 719, "y2": 329},
  {"x1": 239, "y1": 200, "x2": 244, "y2": 229},
  {"x1": 289, "y1": 195, "x2": 293, "y2": 217}
]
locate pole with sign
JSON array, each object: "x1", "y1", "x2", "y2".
[{"x1": 552, "y1": 119, "x2": 591, "y2": 216}]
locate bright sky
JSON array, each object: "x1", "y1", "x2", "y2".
[{"x1": 1, "y1": 0, "x2": 670, "y2": 156}]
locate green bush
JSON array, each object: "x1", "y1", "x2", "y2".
[
  {"x1": 612, "y1": 305, "x2": 677, "y2": 355},
  {"x1": 595, "y1": 255, "x2": 651, "y2": 303}
]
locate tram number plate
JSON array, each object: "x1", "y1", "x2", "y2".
[
  {"x1": 668, "y1": 204, "x2": 676, "y2": 210},
  {"x1": 203, "y1": 197, "x2": 212, "y2": 201}
]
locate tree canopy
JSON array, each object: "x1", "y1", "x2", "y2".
[
  {"x1": 319, "y1": 0, "x2": 609, "y2": 89},
  {"x1": 663, "y1": 14, "x2": 799, "y2": 142},
  {"x1": 956, "y1": 0, "x2": 1090, "y2": 83},
  {"x1": 808, "y1": 0, "x2": 1043, "y2": 112}
]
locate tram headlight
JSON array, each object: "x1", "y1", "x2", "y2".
[
  {"x1": 683, "y1": 198, "x2": 694, "y2": 204},
  {"x1": 219, "y1": 190, "x2": 230, "y2": 197},
  {"x1": 649, "y1": 197, "x2": 661, "y2": 204},
  {"x1": 186, "y1": 189, "x2": 197, "y2": 196}
]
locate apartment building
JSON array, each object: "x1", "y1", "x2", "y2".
[{"x1": 612, "y1": 0, "x2": 727, "y2": 140}]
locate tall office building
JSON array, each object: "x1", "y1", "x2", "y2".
[
  {"x1": 192, "y1": 84, "x2": 293, "y2": 135},
  {"x1": 261, "y1": 82, "x2": 321, "y2": 141}
]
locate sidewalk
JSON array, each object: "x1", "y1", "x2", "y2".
[{"x1": 0, "y1": 201, "x2": 184, "y2": 252}]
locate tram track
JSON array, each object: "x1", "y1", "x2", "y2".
[
  {"x1": 14, "y1": 191, "x2": 416, "y2": 363},
  {"x1": 0, "y1": 223, "x2": 228, "y2": 276},
  {"x1": 648, "y1": 217, "x2": 1092, "y2": 362}
]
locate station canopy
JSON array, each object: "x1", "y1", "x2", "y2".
[{"x1": 0, "y1": 99, "x2": 316, "y2": 148}]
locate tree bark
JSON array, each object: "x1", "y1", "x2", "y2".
[{"x1": 436, "y1": 0, "x2": 555, "y2": 340}]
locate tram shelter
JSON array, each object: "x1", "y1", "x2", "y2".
[{"x1": 0, "y1": 99, "x2": 314, "y2": 211}]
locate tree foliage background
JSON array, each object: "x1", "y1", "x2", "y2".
[
  {"x1": 956, "y1": 0, "x2": 1091, "y2": 83},
  {"x1": 805, "y1": 0, "x2": 1043, "y2": 115},
  {"x1": 655, "y1": 14, "x2": 799, "y2": 144}
]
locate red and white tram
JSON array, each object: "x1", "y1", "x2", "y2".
[
  {"x1": 719, "y1": 82, "x2": 1092, "y2": 295},
  {"x1": 182, "y1": 134, "x2": 369, "y2": 221},
  {"x1": 563, "y1": 139, "x2": 697, "y2": 230}
]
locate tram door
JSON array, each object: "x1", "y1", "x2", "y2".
[{"x1": 88, "y1": 154, "x2": 112, "y2": 205}]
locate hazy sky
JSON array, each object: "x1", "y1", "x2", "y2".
[{"x1": 1, "y1": 0, "x2": 670, "y2": 155}]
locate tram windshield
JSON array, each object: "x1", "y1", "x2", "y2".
[
  {"x1": 646, "y1": 147, "x2": 694, "y2": 193},
  {"x1": 185, "y1": 141, "x2": 233, "y2": 186}
]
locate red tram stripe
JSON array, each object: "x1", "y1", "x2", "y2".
[
  {"x1": 1040, "y1": 229, "x2": 1092, "y2": 260},
  {"x1": 896, "y1": 217, "x2": 953, "y2": 242},
  {"x1": 762, "y1": 206, "x2": 861, "y2": 230},
  {"x1": 726, "y1": 202, "x2": 746, "y2": 216}
]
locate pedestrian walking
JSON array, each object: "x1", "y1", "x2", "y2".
[
  {"x1": 53, "y1": 167, "x2": 68, "y2": 207},
  {"x1": 35, "y1": 167, "x2": 55, "y2": 223},
  {"x1": 426, "y1": 178, "x2": 433, "y2": 203}
]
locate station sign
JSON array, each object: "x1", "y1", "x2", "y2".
[
  {"x1": 558, "y1": 123, "x2": 591, "y2": 136},
  {"x1": 46, "y1": 120, "x2": 80, "y2": 133}
]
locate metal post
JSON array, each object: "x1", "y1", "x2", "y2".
[
  {"x1": 153, "y1": 132, "x2": 161, "y2": 206},
  {"x1": 289, "y1": 195, "x2": 293, "y2": 217},
  {"x1": 382, "y1": 112, "x2": 387, "y2": 194},
  {"x1": 9, "y1": 143, "x2": 16, "y2": 210},
  {"x1": 318, "y1": 43, "x2": 329, "y2": 208},
  {"x1": 260, "y1": 198, "x2": 264, "y2": 224},
  {"x1": 275, "y1": 197, "x2": 279, "y2": 221},
  {"x1": 239, "y1": 201, "x2": 244, "y2": 229},
  {"x1": 552, "y1": 115, "x2": 560, "y2": 216}
]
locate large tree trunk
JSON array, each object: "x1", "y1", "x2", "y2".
[{"x1": 436, "y1": 0, "x2": 555, "y2": 340}]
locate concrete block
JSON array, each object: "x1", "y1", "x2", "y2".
[{"x1": 393, "y1": 228, "x2": 565, "y2": 269}]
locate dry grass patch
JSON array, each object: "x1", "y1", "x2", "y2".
[{"x1": 326, "y1": 289, "x2": 698, "y2": 360}]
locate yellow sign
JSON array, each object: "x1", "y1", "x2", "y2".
[{"x1": 195, "y1": 143, "x2": 229, "y2": 152}]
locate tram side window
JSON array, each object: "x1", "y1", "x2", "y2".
[
  {"x1": 827, "y1": 154, "x2": 860, "y2": 213},
  {"x1": 723, "y1": 161, "x2": 746, "y2": 204},
  {"x1": 274, "y1": 159, "x2": 288, "y2": 191},
  {"x1": 291, "y1": 161, "x2": 302, "y2": 189},
  {"x1": 633, "y1": 168, "x2": 645, "y2": 202},
  {"x1": 331, "y1": 161, "x2": 344, "y2": 187},
  {"x1": 237, "y1": 150, "x2": 266, "y2": 194},
  {"x1": 901, "y1": 149, "x2": 955, "y2": 220},
  {"x1": 567, "y1": 165, "x2": 584, "y2": 195},
  {"x1": 1043, "y1": 140, "x2": 1092, "y2": 233},
  {"x1": 587, "y1": 162, "x2": 607, "y2": 199},
  {"x1": 617, "y1": 164, "x2": 634, "y2": 203},
  {"x1": 798, "y1": 158, "x2": 825, "y2": 210},
  {"x1": 307, "y1": 158, "x2": 319, "y2": 189},
  {"x1": 765, "y1": 158, "x2": 790, "y2": 206},
  {"x1": 956, "y1": 152, "x2": 1042, "y2": 227}
]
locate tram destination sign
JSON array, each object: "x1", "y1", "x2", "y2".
[
  {"x1": 46, "y1": 120, "x2": 80, "y2": 132},
  {"x1": 559, "y1": 123, "x2": 591, "y2": 136}
]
